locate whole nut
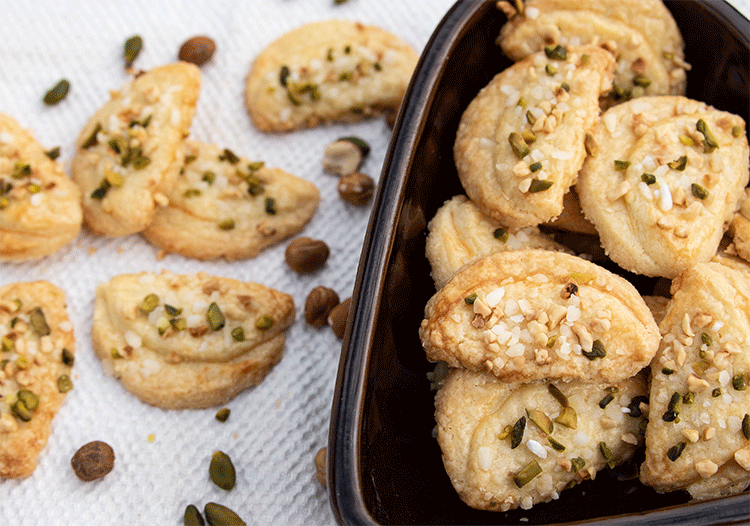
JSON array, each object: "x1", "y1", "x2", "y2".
[
  {"x1": 328, "y1": 297, "x2": 351, "y2": 339},
  {"x1": 178, "y1": 36, "x2": 216, "y2": 66},
  {"x1": 315, "y1": 447, "x2": 327, "y2": 488},
  {"x1": 285, "y1": 237, "x2": 330, "y2": 274},
  {"x1": 71, "y1": 440, "x2": 115, "y2": 481},
  {"x1": 322, "y1": 136, "x2": 370, "y2": 176},
  {"x1": 337, "y1": 172, "x2": 375, "y2": 206},
  {"x1": 305, "y1": 286, "x2": 340, "y2": 328}
]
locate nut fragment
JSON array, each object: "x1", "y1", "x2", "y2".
[
  {"x1": 328, "y1": 297, "x2": 351, "y2": 338},
  {"x1": 203, "y1": 502, "x2": 246, "y2": 526},
  {"x1": 315, "y1": 447, "x2": 327, "y2": 487},
  {"x1": 322, "y1": 137, "x2": 369, "y2": 175},
  {"x1": 179, "y1": 36, "x2": 216, "y2": 66},
  {"x1": 338, "y1": 172, "x2": 375, "y2": 206},
  {"x1": 71, "y1": 440, "x2": 115, "y2": 481},
  {"x1": 304, "y1": 286, "x2": 340, "y2": 328},
  {"x1": 285, "y1": 237, "x2": 330, "y2": 274}
]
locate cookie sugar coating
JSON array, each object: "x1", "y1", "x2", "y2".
[
  {"x1": 498, "y1": 0, "x2": 688, "y2": 103},
  {"x1": 0, "y1": 281, "x2": 75, "y2": 478},
  {"x1": 142, "y1": 140, "x2": 319, "y2": 261},
  {"x1": 425, "y1": 195, "x2": 571, "y2": 289},
  {"x1": 245, "y1": 20, "x2": 418, "y2": 132},
  {"x1": 0, "y1": 114, "x2": 82, "y2": 261},
  {"x1": 577, "y1": 96, "x2": 749, "y2": 278},
  {"x1": 71, "y1": 62, "x2": 201, "y2": 236},
  {"x1": 419, "y1": 249, "x2": 659, "y2": 383},
  {"x1": 435, "y1": 368, "x2": 647, "y2": 512},
  {"x1": 454, "y1": 45, "x2": 614, "y2": 230},
  {"x1": 92, "y1": 272, "x2": 294, "y2": 409},
  {"x1": 640, "y1": 262, "x2": 750, "y2": 499}
]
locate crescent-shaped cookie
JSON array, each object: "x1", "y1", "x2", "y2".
[
  {"x1": 640, "y1": 262, "x2": 750, "y2": 499},
  {"x1": 142, "y1": 140, "x2": 319, "y2": 260},
  {"x1": 245, "y1": 20, "x2": 418, "y2": 132},
  {"x1": 71, "y1": 63, "x2": 201, "y2": 236},
  {"x1": 92, "y1": 271, "x2": 294, "y2": 409},
  {"x1": 419, "y1": 249, "x2": 660, "y2": 383},
  {"x1": 0, "y1": 114, "x2": 82, "y2": 261},
  {"x1": 454, "y1": 44, "x2": 615, "y2": 230},
  {"x1": 0, "y1": 281, "x2": 75, "y2": 478},
  {"x1": 435, "y1": 368, "x2": 647, "y2": 511}
]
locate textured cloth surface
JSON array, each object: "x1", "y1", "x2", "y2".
[{"x1": 1, "y1": 0, "x2": 748, "y2": 525}]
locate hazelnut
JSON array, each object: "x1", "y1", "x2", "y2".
[
  {"x1": 178, "y1": 36, "x2": 216, "y2": 66},
  {"x1": 322, "y1": 137, "x2": 370, "y2": 176},
  {"x1": 337, "y1": 172, "x2": 375, "y2": 206},
  {"x1": 328, "y1": 297, "x2": 352, "y2": 339},
  {"x1": 305, "y1": 287, "x2": 340, "y2": 328},
  {"x1": 285, "y1": 237, "x2": 330, "y2": 274},
  {"x1": 71, "y1": 440, "x2": 115, "y2": 481}
]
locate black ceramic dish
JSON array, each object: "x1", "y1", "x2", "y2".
[{"x1": 328, "y1": 1, "x2": 750, "y2": 525}]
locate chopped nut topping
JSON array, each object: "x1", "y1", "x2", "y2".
[{"x1": 694, "y1": 458, "x2": 718, "y2": 478}]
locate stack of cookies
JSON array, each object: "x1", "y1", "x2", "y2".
[{"x1": 420, "y1": 0, "x2": 750, "y2": 512}]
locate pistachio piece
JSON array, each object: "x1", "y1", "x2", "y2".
[
  {"x1": 732, "y1": 372, "x2": 747, "y2": 391},
  {"x1": 140, "y1": 293, "x2": 160, "y2": 315},
  {"x1": 528, "y1": 178, "x2": 553, "y2": 193},
  {"x1": 71, "y1": 440, "x2": 115, "y2": 481},
  {"x1": 206, "y1": 303, "x2": 225, "y2": 331},
  {"x1": 203, "y1": 503, "x2": 246, "y2": 526},
  {"x1": 668, "y1": 155, "x2": 687, "y2": 171},
  {"x1": 209, "y1": 451, "x2": 236, "y2": 491},
  {"x1": 215, "y1": 408, "x2": 230, "y2": 423},
  {"x1": 230, "y1": 327, "x2": 245, "y2": 342},
  {"x1": 11, "y1": 399, "x2": 32, "y2": 421},
  {"x1": 599, "y1": 393, "x2": 615, "y2": 409},
  {"x1": 582, "y1": 339, "x2": 606, "y2": 360},
  {"x1": 544, "y1": 44, "x2": 567, "y2": 60},
  {"x1": 43, "y1": 79, "x2": 70, "y2": 105},
  {"x1": 493, "y1": 227, "x2": 509, "y2": 243},
  {"x1": 599, "y1": 441, "x2": 615, "y2": 469},
  {"x1": 548, "y1": 437, "x2": 566, "y2": 451},
  {"x1": 662, "y1": 392, "x2": 682, "y2": 422},
  {"x1": 571, "y1": 457, "x2": 586, "y2": 473},
  {"x1": 691, "y1": 183, "x2": 709, "y2": 200},
  {"x1": 667, "y1": 442, "x2": 686, "y2": 461},
  {"x1": 45, "y1": 146, "x2": 61, "y2": 160},
  {"x1": 513, "y1": 460, "x2": 542, "y2": 488},
  {"x1": 547, "y1": 383, "x2": 569, "y2": 407},
  {"x1": 641, "y1": 173, "x2": 656, "y2": 185},
  {"x1": 508, "y1": 132, "x2": 530, "y2": 159},
  {"x1": 526, "y1": 409, "x2": 553, "y2": 435},
  {"x1": 57, "y1": 375, "x2": 73, "y2": 393},
  {"x1": 554, "y1": 406, "x2": 577, "y2": 429},
  {"x1": 743, "y1": 414, "x2": 750, "y2": 440},
  {"x1": 510, "y1": 415, "x2": 526, "y2": 449},
  {"x1": 323, "y1": 138, "x2": 367, "y2": 176},
  {"x1": 696, "y1": 119, "x2": 719, "y2": 152},
  {"x1": 29, "y1": 307, "x2": 50, "y2": 336},
  {"x1": 255, "y1": 314, "x2": 274, "y2": 330}
]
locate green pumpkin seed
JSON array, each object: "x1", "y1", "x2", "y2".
[
  {"x1": 231, "y1": 327, "x2": 245, "y2": 342},
  {"x1": 209, "y1": 451, "x2": 236, "y2": 491},
  {"x1": 204, "y1": 502, "x2": 245, "y2": 526},
  {"x1": 43, "y1": 79, "x2": 70, "y2": 105},
  {"x1": 743, "y1": 414, "x2": 750, "y2": 440},
  {"x1": 124, "y1": 35, "x2": 143, "y2": 65},
  {"x1": 184, "y1": 504, "x2": 205, "y2": 526}
]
